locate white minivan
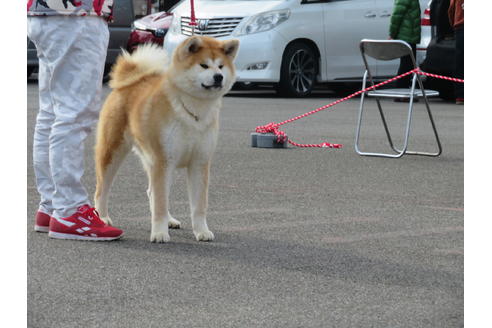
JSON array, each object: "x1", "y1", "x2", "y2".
[{"x1": 164, "y1": 0, "x2": 429, "y2": 97}]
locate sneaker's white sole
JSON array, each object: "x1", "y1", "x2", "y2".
[
  {"x1": 48, "y1": 231, "x2": 123, "y2": 241},
  {"x1": 34, "y1": 225, "x2": 49, "y2": 233}
]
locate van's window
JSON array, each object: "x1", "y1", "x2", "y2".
[
  {"x1": 159, "y1": 0, "x2": 182, "y2": 12},
  {"x1": 133, "y1": 0, "x2": 152, "y2": 18}
]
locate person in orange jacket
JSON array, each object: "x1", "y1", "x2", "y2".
[{"x1": 448, "y1": 0, "x2": 464, "y2": 104}]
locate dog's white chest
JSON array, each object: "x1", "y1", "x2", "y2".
[{"x1": 161, "y1": 120, "x2": 218, "y2": 168}]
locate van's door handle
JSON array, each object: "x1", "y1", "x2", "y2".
[
  {"x1": 365, "y1": 12, "x2": 377, "y2": 18},
  {"x1": 380, "y1": 11, "x2": 391, "y2": 17}
]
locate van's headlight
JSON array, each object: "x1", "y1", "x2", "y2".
[
  {"x1": 235, "y1": 9, "x2": 290, "y2": 36},
  {"x1": 131, "y1": 20, "x2": 147, "y2": 32},
  {"x1": 170, "y1": 15, "x2": 181, "y2": 34}
]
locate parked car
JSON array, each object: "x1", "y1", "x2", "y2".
[
  {"x1": 27, "y1": 0, "x2": 153, "y2": 79},
  {"x1": 417, "y1": 2, "x2": 432, "y2": 65},
  {"x1": 420, "y1": 0, "x2": 456, "y2": 100},
  {"x1": 164, "y1": 0, "x2": 430, "y2": 97},
  {"x1": 127, "y1": 11, "x2": 174, "y2": 52},
  {"x1": 126, "y1": 0, "x2": 185, "y2": 52}
]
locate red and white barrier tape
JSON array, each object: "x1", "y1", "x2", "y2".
[
  {"x1": 255, "y1": 68, "x2": 464, "y2": 148},
  {"x1": 417, "y1": 70, "x2": 464, "y2": 83}
]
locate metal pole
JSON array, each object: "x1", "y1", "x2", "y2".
[{"x1": 190, "y1": 0, "x2": 197, "y2": 35}]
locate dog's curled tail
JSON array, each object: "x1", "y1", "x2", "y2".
[{"x1": 109, "y1": 44, "x2": 169, "y2": 89}]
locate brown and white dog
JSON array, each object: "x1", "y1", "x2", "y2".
[{"x1": 94, "y1": 36, "x2": 239, "y2": 242}]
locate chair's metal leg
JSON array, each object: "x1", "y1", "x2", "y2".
[
  {"x1": 354, "y1": 72, "x2": 368, "y2": 155},
  {"x1": 390, "y1": 73, "x2": 417, "y2": 155},
  {"x1": 374, "y1": 96, "x2": 399, "y2": 153},
  {"x1": 396, "y1": 74, "x2": 442, "y2": 157},
  {"x1": 416, "y1": 75, "x2": 442, "y2": 156},
  {"x1": 355, "y1": 71, "x2": 405, "y2": 158},
  {"x1": 401, "y1": 74, "x2": 416, "y2": 154},
  {"x1": 368, "y1": 69, "x2": 399, "y2": 153}
]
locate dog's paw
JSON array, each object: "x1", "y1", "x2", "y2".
[
  {"x1": 150, "y1": 231, "x2": 171, "y2": 243},
  {"x1": 194, "y1": 230, "x2": 214, "y2": 242},
  {"x1": 168, "y1": 217, "x2": 181, "y2": 229},
  {"x1": 101, "y1": 216, "x2": 113, "y2": 226}
]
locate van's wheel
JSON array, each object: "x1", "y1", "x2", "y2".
[{"x1": 277, "y1": 42, "x2": 318, "y2": 97}]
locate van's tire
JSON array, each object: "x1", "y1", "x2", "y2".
[
  {"x1": 277, "y1": 42, "x2": 318, "y2": 97},
  {"x1": 328, "y1": 82, "x2": 361, "y2": 96},
  {"x1": 232, "y1": 82, "x2": 256, "y2": 90}
]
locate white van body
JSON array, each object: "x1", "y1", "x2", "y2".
[{"x1": 164, "y1": 0, "x2": 430, "y2": 94}]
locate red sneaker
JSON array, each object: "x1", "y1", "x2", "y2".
[
  {"x1": 48, "y1": 205, "x2": 123, "y2": 241},
  {"x1": 34, "y1": 211, "x2": 51, "y2": 233}
]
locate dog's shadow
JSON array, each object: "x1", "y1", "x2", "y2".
[{"x1": 104, "y1": 228, "x2": 461, "y2": 292}]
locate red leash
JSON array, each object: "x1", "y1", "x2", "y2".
[{"x1": 255, "y1": 68, "x2": 464, "y2": 149}]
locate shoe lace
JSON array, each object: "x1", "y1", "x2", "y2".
[{"x1": 78, "y1": 205, "x2": 101, "y2": 221}]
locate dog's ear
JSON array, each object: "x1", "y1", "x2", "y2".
[
  {"x1": 177, "y1": 36, "x2": 203, "y2": 61},
  {"x1": 222, "y1": 39, "x2": 240, "y2": 60}
]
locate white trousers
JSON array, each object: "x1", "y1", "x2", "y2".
[{"x1": 27, "y1": 16, "x2": 109, "y2": 219}]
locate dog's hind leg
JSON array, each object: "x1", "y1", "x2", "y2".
[
  {"x1": 94, "y1": 111, "x2": 131, "y2": 226},
  {"x1": 167, "y1": 213, "x2": 182, "y2": 229},
  {"x1": 187, "y1": 162, "x2": 214, "y2": 242},
  {"x1": 95, "y1": 140, "x2": 130, "y2": 225}
]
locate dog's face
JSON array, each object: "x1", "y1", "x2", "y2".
[{"x1": 170, "y1": 36, "x2": 240, "y2": 99}]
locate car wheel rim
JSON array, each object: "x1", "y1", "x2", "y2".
[{"x1": 288, "y1": 49, "x2": 315, "y2": 94}]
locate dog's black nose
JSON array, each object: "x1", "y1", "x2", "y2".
[{"x1": 213, "y1": 74, "x2": 223, "y2": 84}]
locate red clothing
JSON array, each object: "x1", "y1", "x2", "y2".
[{"x1": 448, "y1": 0, "x2": 464, "y2": 29}]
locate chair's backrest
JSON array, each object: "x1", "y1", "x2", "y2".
[{"x1": 360, "y1": 39, "x2": 416, "y2": 63}]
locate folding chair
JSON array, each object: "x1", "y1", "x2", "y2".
[{"x1": 355, "y1": 39, "x2": 442, "y2": 158}]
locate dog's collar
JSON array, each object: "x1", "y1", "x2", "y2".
[{"x1": 180, "y1": 101, "x2": 199, "y2": 122}]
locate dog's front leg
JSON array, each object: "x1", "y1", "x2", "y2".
[
  {"x1": 187, "y1": 162, "x2": 214, "y2": 242},
  {"x1": 148, "y1": 163, "x2": 173, "y2": 243}
]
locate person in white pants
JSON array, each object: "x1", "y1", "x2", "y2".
[{"x1": 28, "y1": 1, "x2": 123, "y2": 241}]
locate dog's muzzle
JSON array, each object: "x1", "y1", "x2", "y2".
[
  {"x1": 201, "y1": 83, "x2": 223, "y2": 90},
  {"x1": 202, "y1": 74, "x2": 224, "y2": 90}
]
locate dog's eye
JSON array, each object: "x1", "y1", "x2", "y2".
[
  {"x1": 200, "y1": 64, "x2": 209, "y2": 69},
  {"x1": 219, "y1": 65, "x2": 224, "y2": 69}
]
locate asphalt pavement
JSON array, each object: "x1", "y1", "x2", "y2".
[{"x1": 27, "y1": 79, "x2": 463, "y2": 328}]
